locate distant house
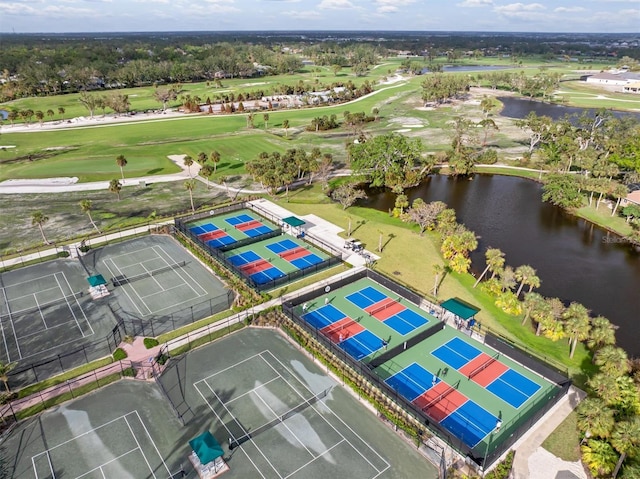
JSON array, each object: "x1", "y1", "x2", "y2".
[
  {"x1": 621, "y1": 184, "x2": 640, "y2": 207},
  {"x1": 586, "y1": 72, "x2": 628, "y2": 85},
  {"x1": 623, "y1": 82, "x2": 640, "y2": 94}
]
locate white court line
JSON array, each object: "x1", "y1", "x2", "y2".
[
  {"x1": 32, "y1": 450, "x2": 56, "y2": 479},
  {"x1": 59, "y1": 272, "x2": 95, "y2": 336},
  {"x1": 75, "y1": 448, "x2": 140, "y2": 479},
  {"x1": 31, "y1": 411, "x2": 170, "y2": 479},
  {"x1": 254, "y1": 391, "x2": 315, "y2": 459},
  {"x1": 32, "y1": 294, "x2": 48, "y2": 329},
  {"x1": 194, "y1": 350, "x2": 274, "y2": 386},
  {"x1": 194, "y1": 382, "x2": 269, "y2": 479},
  {"x1": 17, "y1": 319, "x2": 81, "y2": 341},
  {"x1": 124, "y1": 415, "x2": 157, "y2": 478},
  {"x1": 53, "y1": 274, "x2": 85, "y2": 338},
  {"x1": 139, "y1": 262, "x2": 167, "y2": 292},
  {"x1": 225, "y1": 377, "x2": 281, "y2": 405},
  {"x1": 103, "y1": 258, "x2": 149, "y2": 316},
  {"x1": 386, "y1": 362, "x2": 433, "y2": 396},
  {"x1": 0, "y1": 287, "x2": 13, "y2": 362},
  {"x1": 153, "y1": 245, "x2": 208, "y2": 297},
  {"x1": 284, "y1": 439, "x2": 346, "y2": 479},
  {"x1": 260, "y1": 351, "x2": 390, "y2": 477}
]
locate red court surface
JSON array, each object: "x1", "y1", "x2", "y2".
[
  {"x1": 199, "y1": 229, "x2": 226, "y2": 241},
  {"x1": 321, "y1": 317, "x2": 365, "y2": 343},
  {"x1": 459, "y1": 353, "x2": 508, "y2": 387},
  {"x1": 414, "y1": 382, "x2": 468, "y2": 422},
  {"x1": 240, "y1": 259, "x2": 271, "y2": 275},
  {"x1": 366, "y1": 298, "x2": 405, "y2": 321},
  {"x1": 236, "y1": 220, "x2": 262, "y2": 231},
  {"x1": 280, "y1": 247, "x2": 310, "y2": 261}
]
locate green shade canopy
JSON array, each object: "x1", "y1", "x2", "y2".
[
  {"x1": 87, "y1": 275, "x2": 107, "y2": 287},
  {"x1": 282, "y1": 216, "x2": 305, "y2": 227},
  {"x1": 189, "y1": 431, "x2": 224, "y2": 465},
  {"x1": 440, "y1": 297, "x2": 480, "y2": 320}
]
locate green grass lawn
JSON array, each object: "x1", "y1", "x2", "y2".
[{"x1": 542, "y1": 411, "x2": 581, "y2": 462}]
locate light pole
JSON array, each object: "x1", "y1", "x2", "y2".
[{"x1": 482, "y1": 419, "x2": 502, "y2": 475}]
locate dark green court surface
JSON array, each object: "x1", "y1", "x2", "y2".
[{"x1": 2, "y1": 329, "x2": 438, "y2": 478}]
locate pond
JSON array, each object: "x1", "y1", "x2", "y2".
[
  {"x1": 361, "y1": 174, "x2": 640, "y2": 356},
  {"x1": 421, "y1": 65, "x2": 511, "y2": 74},
  {"x1": 498, "y1": 96, "x2": 640, "y2": 121}
]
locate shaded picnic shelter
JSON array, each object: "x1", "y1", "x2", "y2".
[{"x1": 440, "y1": 297, "x2": 480, "y2": 326}]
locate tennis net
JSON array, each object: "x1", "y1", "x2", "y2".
[
  {"x1": 280, "y1": 246, "x2": 306, "y2": 259},
  {"x1": 421, "y1": 381, "x2": 459, "y2": 412},
  {"x1": 322, "y1": 318, "x2": 357, "y2": 336},
  {"x1": 369, "y1": 299, "x2": 394, "y2": 316},
  {"x1": 0, "y1": 291, "x2": 84, "y2": 319},
  {"x1": 235, "y1": 219, "x2": 260, "y2": 230},
  {"x1": 111, "y1": 261, "x2": 187, "y2": 287},
  {"x1": 468, "y1": 353, "x2": 500, "y2": 380},
  {"x1": 229, "y1": 386, "x2": 332, "y2": 449},
  {"x1": 239, "y1": 258, "x2": 269, "y2": 272}
]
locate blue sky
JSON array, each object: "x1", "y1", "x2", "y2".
[{"x1": 0, "y1": 0, "x2": 638, "y2": 33}]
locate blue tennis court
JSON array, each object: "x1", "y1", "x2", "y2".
[
  {"x1": 397, "y1": 310, "x2": 429, "y2": 328},
  {"x1": 206, "y1": 236, "x2": 236, "y2": 248},
  {"x1": 189, "y1": 223, "x2": 217, "y2": 235},
  {"x1": 346, "y1": 286, "x2": 387, "y2": 309},
  {"x1": 385, "y1": 363, "x2": 438, "y2": 401},
  {"x1": 431, "y1": 337, "x2": 482, "y2": 370},
  {"x1": 228, "y1": 251, "x2": 261, "y2": 266},
  {"x1": 225, "y1": 214, "x2": 254, "y2": 225},
  {"x1": 440, "y1": 400, "x2": 499, "y2": 448},
  {"x1": 302, "y1": 305, "x2": 346, "y2": 329},
  {"x1": 265, "y1": 239, "x2": 299, "y2": 254},
  {"x1": 250, "y1": 267, "x2": 285, "y2": 284},
  {"x1": 290, "y1": 254, "x2": 323, "y2": 269},
  {"x1": 486, "y1": 369, "x2": 542, "y2": 408},
  {"x1": 340, "y1": 330, "x2": 385, "y2": 360}
]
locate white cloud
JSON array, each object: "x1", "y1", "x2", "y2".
[
  {"x1": 457, "y1": 0, "x2": 493, "y2": 7},
  {"x1": 554, "y1": 6, "x2": 585, "y2": 12},
  {"x1": 374, "y1": 0, "x2": 414, "y2": 14},
  {"x1": 282, "y1": 9, "x2": 321, "y2": 18},
  {"x1": 318, "y1": 0, "x2": 354, "y2": 9},
  {"x1": 494, "y1": 2, "x2": 545, "y2": 14},
  {"x1": 134, "y1": 0, "x2": 170, "y2": 4},
  {"x1": 0, "y1": 2, "x2": 94, "y2": 16}
]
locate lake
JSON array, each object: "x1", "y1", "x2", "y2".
[{"x1": 361, "y1": 175, "x2": 640, "y2": 356}]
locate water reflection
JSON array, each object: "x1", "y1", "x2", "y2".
[{"x1": 361, "y1": 174, "x2": 640, "y2": 355}]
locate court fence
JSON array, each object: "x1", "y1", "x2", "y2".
[
  {"x1": 7, "y1": 320, "x2": 123, "y2": 390},
  {"x1": 281, "y1": 268, "x2": 572, "y2": 471},
  {"x1": 0, "y1": 360, "x2": 147, "y2": 427},
  {"x1": 174, "y1": 206, "x2": 342, "y2": 291},
  {"x1": 110, "y1": 290, "x2": 235, "y2": 338}
]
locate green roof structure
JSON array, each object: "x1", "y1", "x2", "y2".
[
  {"x1": 189, "y1": 431, "x2": 224, "y2": 465},
  {"x1": 282, "y1": 216, "x2": 305, "y2": 227},
  {"x1": 87, "y1": 275, "x2": 107, "y2": 287},
  {"x1": 440, "y1": 297, "x2": 480, "y2": 320}
]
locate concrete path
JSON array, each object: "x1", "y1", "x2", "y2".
[{"x1": 511, "y1": 385, "x2": 586, "y2": 479}]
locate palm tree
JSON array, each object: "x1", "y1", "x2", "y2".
[
  {"x1": 109, "y1": 179, "x2": 122, "y2": 200},
  {"x1": 196, "y1": 151, "x2": 207, "y2": 165},
  {"x1": 515, "y1": 264, "x2": 537, "y2": 297},
  {"x1": 57, "y1": 106, "x2": 65, "y2": 121},
  {"x1": 595, "y1": 345, "x2": 630, "y2": 377},
  {"x1": 587, "y1": 372, "x2": 619, "y2": 405},
  {"x1": 521, "y1": 291, "x2": 544, "y2": 326},
  {"x1": 432, "y1": 263, "x2": 446, "y2": 297},
  {"x1": 563, "y1": 302, "x2": 591, "y2": 358},
  {"x1": 35, "y1": 110, "x2": 44, "y2": 126},
  {"x1": 499, "y1": 266, "x2": 516, "y2": 292},
  {"x1": 79, "y1": 199, "x2": 100, "y2": 233},
  {"x1": 611, "y1": 418, "x2": 640, "y2": 479},
  {"x1": 474, "y1": 247, "x2": 504, "y2": 288},
  {"x1": 587, "y1": 316, "x2": 617, "y2": 361},
  {"x1": 115, "y1": 155, "x2": 127, "y2": 181},
  {"x1": 283, "y1": 119, "x2": 290, "y2": 137},
  {"x1": 576, "y1": 397, "x2": 615, "y2": 439},
  {"x1": 46, "y1": 109, "x2": 55, "y2": 122},
  {"x1": 200, "y1": 164, "x2": 214, "y2": 189},
  {"x1": 536, "y1": 297, "x2": 565, "y2": 340},
  {"x1": 184, "y1": 179, "x2": 197, "y2": 212},
  {"x1": 581, "y1": 439, "x2": 617, "y2": 478},
  {"x1": 183, "y1": 155, "x2": 194, "y2": 177},
  {"x1": 0, "y1": 361, "x2": 16, "y2": 392},
  {"x1": 263, "y1": 113, "x2": 269, "y2": 130},
  {"x1": 210, "y1": 150, "x2": 221, "y2": 173},
  {"x1": 31, "y1": 211, "x2": 50, "y2": 244}
]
